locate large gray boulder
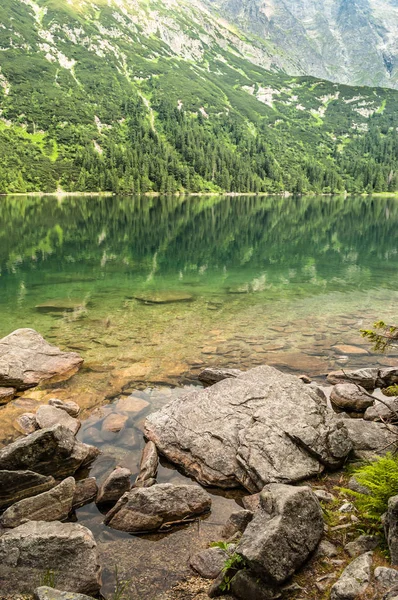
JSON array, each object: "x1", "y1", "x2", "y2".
[
  {"x1": 0, "y1": 521, "x2": 101, "y2": 595},
  {"x1": 0, "y1": 470, "x2": 56, "y2": 510},
  {"x1": 0, "y1": 328, "x2": 83, "y2": 390},
  {"x1": 330, "y1": 552, "x2": 373, "y2": 599},
  {"x1": 145, "y1": 366, "x2": 352, "y2": 492},
  {"x1": 236, "y1": 484, "x2": 324, "y2": 584},
  {"x1": 0, "y1": 425, "x2": 99, "y2": 478},
  {"x1": 36, "y1": 405, "x2": 81, "y2": 435},
  {"x1": 385, "y1": 495, "x2": 398, "y2": 565},
  {"x1": 344, "y1": 419, "x2": 398, "y2": 459},
  {"x1": 104, "y1": 483, "x2": 211, "y2": 533},
  {"x1": 0, "y1": 477, "x2": 75, "y2": 528}
]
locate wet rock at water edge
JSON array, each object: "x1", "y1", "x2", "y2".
[
  {"x1": 198, "y1": 367, "x2": 242, "y2": 386},
  {"x1": 0, "y1": 470, "x2": 56, "y2": 510},
  {"x1": 49, "y1": 398, "x2": 81, "y2": 418},
  {"x1": 0, "y1": 328, "x2": 83, "y2": 390},
  {"x1": 36, "y1": 405, "x2": 81, "y2": 435},
  {"x1": 330, "y1": 383, "x2": 374, "y2": 414},
  {"x1": 327, "y1": 368, "x2": 379, "y2": 390},
  {"x1": 0, "y1": 477, "x2": 75, "y2": 528},
  {"x1": 145, "y1": 366, "x2": 352, "y2": 492},
  {"x1": 344, "y1": 419, "x2": 398, "y2": 459},
  {"x1": 190, "y1": 547, "x2": 229, "y2": 579},
  {"x1": 0, "y1": 520, "x2": 101, "y2": 595},
  {"x1": 330, "y1": 552, "x2": 373, "y2": 600},
  {"x1": 365, "y1": 397, "x2": 398, "y2": 423},
  {"x1": 96, "y1": 467, "x2": 131, "y2": 506},
  {"x1": 104, "y1": 483, "x2": 211, "y2": 533},
  {"x1": 132, "y1": 291, "x2": 194, "y2": 304},
  {"x1": 34, "y1": 587, "x2": 97, "y2": 600},
  {"x1": 15, "y1": 412, "x2": 39, "y2": 435},
  {"x1": 0, "y1": 424, "x2": 100, "y2": 478},
  {"x1": 236, "y1": 484, "x2": 323, "y2": 584},
  {"x1": 73, "y1": 477, "x2": 98, "y2": 509},
  {"x1": 0, "y1": 386, "x2": 16, "y2": 404},
  {"x1": 134, "y1": 441, "x2": 159, "y2": 487}
]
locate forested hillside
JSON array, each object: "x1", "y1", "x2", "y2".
[{"x1": 1, "y1": 0, "x2": 398, "y2": 194}]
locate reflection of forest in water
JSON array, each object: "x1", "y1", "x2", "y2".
[{"x1": 0, "y1": 194, "x2": 397, "y2": 298}]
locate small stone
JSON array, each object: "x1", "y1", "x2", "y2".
[
  {"x1": 339, "y1": 502, "x2": 355, "y2": 513},
  {"x1": 101, "y1": 413, "x2": 128, "y2": 433},
  {"x1": 48, "y1": 398, "x2": 80, "y2": 418},
  {"x1": 221, "y1": 510, "x2": 253, "y2": 539},
  {"x1": 375, "y1": 567, "x2": 398, "y2": 590},
  {"x1": 314, "y1": 489, "x2": 336, "y2": 503},
  {"x1": 36, "y1": 405, "x2": 81, "y2": 435},
  {"x1": 345, "y1": 535, "x2": 379, "y2": 557},
  {"x1": 34, "y1": 587, "x2": 97, "y2": 600},
  {"x1": 330, "y1": 552, "x2": 373, "y2": 600},
  {"x1": 190, "y1": 547, "x2": 228, "y2": 579},
  {"x1": 135, "y1": 441, "x2": 158, "y2": 487},
  {"x1": 73, "y1": 478, "x2": 98, "y2": 509},
  {"x1": 333, "y1": 345, "x2": 369, "y2": 356},
  {"x1": 15, "y1": 413, "x2": 39, "y2": 435},
  {"x1": 0, "y1": 387, "x2": 16, "y2": 404},
  {"x1": 198, "y1": 367, "x2": 242, "y2": 386},
  {"x1": 96, "y1": 467, "x2": 131, "y2": 506},
  {"x1": 316, "y1": 539, "x2": 339, "y2": 558},
  {"x1": 298, "y1": 375, "x2": 312, "y2": 384}
]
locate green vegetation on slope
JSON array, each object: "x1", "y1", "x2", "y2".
[{"x1": 1, "y1": 0, "x2": 398, "y2": 194}]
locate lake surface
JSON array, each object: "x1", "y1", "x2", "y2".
[{"x1": 0, "y1": 193, "x2": 397, "y2": 597}]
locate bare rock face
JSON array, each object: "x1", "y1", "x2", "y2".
[
  {"x1": 0, "y1": 477, "x2": 75, "y2": 528},
  {"x1": 330, "y1": 552, "x2": 373, "y2": 600},
  {"x1": 344, "y1": 419, "x2": 398, "y2": 459},
  {"x1": 96, "y1": 467, "x2": 131, "y2": 506},
  {"x1": 36, "y1": 405, "x2": 81, "y2": 435},
  {"x1": 0, "y1": 470, "x2": 56, "y2": 510},
  {"x1": 375, "y1": 567, "x2": 398, "y2": 591},
  {"x1": 134, "y1": 441, "x2": 158, "y2": 487},
  {"x1": 145, "y1": 366, "x2": 352, "y2": 492},
  {"x1": 198, "y1": 367, "x2": 242, "y2": 386},
  {"x1": 104, "y1": 483, "x2": 212, "y2": 533},
  {"x1": 330, "y1": 384, "x2": 374, "y2": 414},
  {"x1": 0, "y1": 521, "x2": 102, "y2": 595},
  {"x1": 0, "y1": 425, "x2": 99, "y2": 478},
  {"x1": 236, "y1": 484, "x2": 324, "y2": 584},
  {"x1": 48, "y1": 398, "x2": 81, "y2": 418},
  {"x1": 0, "y1": 328, "x2": 83, "y2": 390},
  {"x1": 0, "y1": 387, "x2": 16, "y2": 404}
]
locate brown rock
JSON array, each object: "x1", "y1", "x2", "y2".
[
  {"x1": 73, "y1": 478, "x2": 98, "y2": 509},
  {"x1": 102, "y1": 413, "x2": 128, "y2": 433},
  {"x1": 116, "y1": 396, "x2": 149, "y2": 414},
  {"x1": 0, "y1": 387, "x2": 16, "y2": 404},
  {"x1": 15, "y1": 413, "x2": 38, "y2": 435},
  {"x1": 333, "y1": 345, "x2": 369, "y2": 356},
  {"x1": 0, "y1": 470, "x2": 56, "y2": 510},
  {"x1": 96, "y1": 467, "x2": 131, "y2": 505},
  {"x1": 0, "y1": 329, "x2": 83, "y2": 390},
  {"x1": 198, "y1": 368, "x2": 242, "y2": 386},
  {"x1": 49, "y1": 398, "x2": 81, "y2": 418},
  {"x1": 36, "y1": 405, "x2": 81, "y2": 435},
  {"x1": 330, "y1": 384, "x2": 374, "y2": 413},
  {"x1": 135, "y1": 441, "x2": 158, "y2": 487}
]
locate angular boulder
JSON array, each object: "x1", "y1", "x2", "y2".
[
  {"x1": 0, "y1": 521, "x2": 101, "y2": 595},
  {"x1": 330, "y1": 552, "x2": 373, "y2": 600},
  {"x1": 229, "y1": 570, "x2": 281, "y2": 600},
  {"x1": 36, "y1": 405, "x2": 81, "y2": 435},
  {"x1": 365, "y1": 398, "x2": 398, "y2": 423},
  {"x1": 190, "y1": 547, "x2": 229, "y2": 579},
  {"x1": 344, "y1": 419, "x2": 398, "y2": 459},
  {"x1": 145, "y1": 366, "x2": 352, "y2": 492},
  {"x1": 221, "y1": 509, "x2": 253, "y2": 539},
  {"x1": 330, "y1": 383, "x2": 374, "y2": 413},
  {"x1": 0, "y1": 425, "x2": 99, "y2": 478},
  {"x1": 0, "y1": 477, "x2": 75, "y2": 528},
  {"x1": 15, "y1": 412, "x2": 39, "y2": 435},
  {"x1": 345, "y1": 535, "x2": 379, "y2": 557},
  {"x1": 375, "y1": 567, "x2": 398, "y2": 591},
  {"x1": 73, "y1": 478, "x2": 98, "y2": 509},
  {"x1": 96, "y1": 467, "x2": 131, "y2": 506},
  {"x1": 134, "y1": 441, "x2": 158, "y2": 487},
  {"x1": 0, "y1": 328, "x2": 83, "y2": 390},
  {"x1": 198, "y1": 367, "x2": 242, "y2": 386},
  {"x1": 0, "y1": 470, "x2": 56, "y2": 510},
  {"x1": 236, "y1": 483, "x2": 323, "y2": 584},
  {"x1": 104, "y1": 483, "x2": 211, "y2": 533}
]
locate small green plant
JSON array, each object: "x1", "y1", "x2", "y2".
[
  {"x1": 210, "y1": 540, "x2": 230, "y2": 551},
  {"x1": 219, "y1": 553, "x2": 247, "y2": 592},
  {"x1": 361, "y1": 321, "x2": 398, "y2": 353},
  {"x1": 383, "y1": 385, "x2": 398, "y2": 397},
  {"x1": 110, "y1": 566, "x2": 130, "y2": 600},
  {"x1": 39, "y1": 569, "x2": 57, "y2": 588},
  {"x1": 343, "y1": 453, "x2": 398, "y2": 521}
]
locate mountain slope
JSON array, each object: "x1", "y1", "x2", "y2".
[
  {"x1": 206, "y1": 0, "x2": 398, "y2": 89},
  {"x1": 1, "y1": 0, "x2": 398, "y2": 194}
]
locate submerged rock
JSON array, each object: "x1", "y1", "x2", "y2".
[
  {"x1": 36, "y1": 405, "x2": 81, "y2": 435},
  {"x1": 96, "y1": 467, "x2": 131, "y2": 506},
  {"x1": 104, "y1": 483, "x2": 211, "y2": 533},
  {"x1": 330, "y1": 552, "x2": 373, "y2": 600},
  {"x1": 145, "y1": 366, "x2": 352, "y2": 492},
  {"x1": 0, "y1": 425, "x2": 99, "y2": 478},
  {"x1": 236, "y1": 484, "x2": 323, "y2": 584},
  {"x1": 35, "y1": 299, "x2": 88, "y2": 313},
  {"x1": 133, "y1": 292, "x2": 194, "y2": 304},
  {"x1": 330, "y1": 383, "x2": 374, "y2": 413},
  {"x1": 0, "y1": 521, "x2": 101, "y2": 595},
  {"x1": 0, "y1": 470, "x2": 56, "y2": 510},
  {"x1": 0, "y1": 477, "x2": 75, "y2": 528},
  {"x1": 0, "y1": 328, "x2": 83, "y2": 390}
]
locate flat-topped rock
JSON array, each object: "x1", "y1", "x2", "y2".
[
  {"x1": 0, "y1": 477, "x2": 75, "y2": 528},
  {"x1": 0, "y1": 328, "x2": 83, "y2": 390},
  {"x1": 0, "y1": 470, "x2": 56, "y2": 510},
  {"x1": 104, "y1": 483, "x2": 211, "y2": 533},
  {"x1": 36, "y1": 405, "x2": 81, "y2": 435},
  {"x1": 145, "y1": 366, "x2": 352, "y2": 492},
  {"x1": 0, "y1": 425, "x2": 99, "y2": 478},
  {"x1": 0, "y1": 521, "x2": 101, "y2": 595},
  {"x1": 132, "y1": 291, "x2": 194, "y2": 304}
]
